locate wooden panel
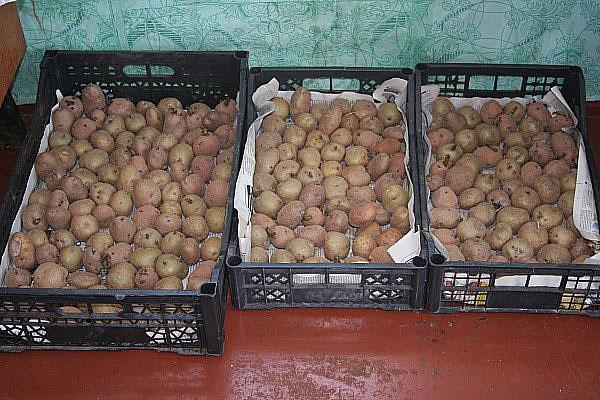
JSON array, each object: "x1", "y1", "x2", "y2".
[{"x1": 0, "y1": 2, "x2": 26, "y2": 104}]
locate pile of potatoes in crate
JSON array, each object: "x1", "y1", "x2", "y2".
[
  {"x1": 250, "y1": 87, "x2": 411, "y2": 263},
  {"x1": 427, "y1": 97, "x2": 593, "y2": 264},
  {"x1": 5, "y1": 84, "x2": 237, "y2": 290}
]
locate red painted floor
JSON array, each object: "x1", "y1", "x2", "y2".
[{"x1": 0, "y1": 108, "x2": 599, "y2": 399}]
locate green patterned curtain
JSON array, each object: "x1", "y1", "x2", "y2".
[{"x1": 12, "y1": 0, "x2": 600, "y2": 103}]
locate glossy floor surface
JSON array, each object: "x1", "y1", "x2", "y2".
[{"x1": 0, "y1": 108, "x2": 599, "y2": 399}]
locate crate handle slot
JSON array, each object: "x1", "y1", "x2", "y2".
[
  {"x1": 122, "y1": 65, "x2": 175, "y2": 77},
  {"x1": 302, "y1": 78, "x2": 360, "y2": 92}
]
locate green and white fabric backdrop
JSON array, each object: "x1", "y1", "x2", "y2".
[{"x1": 11, "y1": 0, "x2": 600, "y2": 103}]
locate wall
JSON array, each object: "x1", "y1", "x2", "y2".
[{"x1": 12, "y1": 0, "x2": 600, "y2": 103}]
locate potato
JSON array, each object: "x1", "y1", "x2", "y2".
[
  {"x1": 451, "y1": 129, "x2": 477, "y2": 153},
  {"x1": 262, "y1": 225, "x2": 293, "y2": 249},
  {"x1": 352, "y1": 100, "x2": 377, "y2": 119},
  {"x1": 256, "y1": 131, "x2": 283, "y2": 153},
  {"x1": 21, "y1": 204, "x2": 47, "y2": 232},
  {"x1": 322, "y1": 232, "x2": 349, "y2": 262},
  {"x1": 105, "y1": 262, "x2": 136, "y2": 289},
  {"x1": 359, "y1": 116, "x2": 383, "y2": 136},
  {"x1": 161, "y1": 182, "x2": 182, "y2": 203},
  {"x1": 297, "y1": 208, "x2": 323, "y2": 229},
  {"x1": 83, "y1": 246, "x2": 103, "y2": 273},
  {"x1": 483, "y1": 223, "x2": 512, "y2": 251},
  {"x1": 48, "y1": 229, "x2": 76, "y2": 251},
  {"x1": 368, "y1": 246, "x2": 393, "y2": 263},
  {"x1": 493, "y1": 206, "x2": 527, "y2": 234},
  {"x1": 52, "y1": 107, "x2": 76, "y2": 132},
  {"x1": 532, "y1": 205, "x2": 563, "y2": 231},
  {"x1": 532, "y1": 175, "x2": 560, "y2": 204},
  {"x1": 571, "y1": 239, "x2": 592, "y2": 260},
  {"x1": 33, "y1": 262, "x2": 68, "y2": 288},
  {"x1": 366, "y1": 153, "x2": 390, "y2": 180},
  {"x1": 456, "y1": 153, "x2": 482, "y2": 175},
  {"x1": 95, "y1": 164, "x2": 119, "y2": 186},
  {"x1": 199, "y1": 206, "x2": 225, "y2": 234},
  {"x1": 29, "y1": 188, "x2": 51, "y2": 207},
  {"x1": 509, "y1": 187, "x2": 539, "y2": 216},
  {"x1": 87, "y1": 232, "x2": 114, "y2": 255},
  {"x1": 154, "y1": 254, "x2": 188, "y2": 279},
  {"x1": 347, "y1": 202, "x2": 379, "y2": 228},
  {"x1": 52, "y1": 145, "x2": 78, "y2": 172},
  {"x1": 429, "y1": 161, "x2": 448, "y2": 177},
  {"x1": 35, "y1": 152, "x2": 65, "y2": 188},
  {"x1": 557, "y1": 190, "x2": 574, "y2": 218},
  {"x1": 558, "y1": 172, "x2": 576, "y2": 193},
  {"x1": 8, "y1": 232, "x2": 36, "y2": 270},
  {"x1": 456, "y1": 218, "x2": 486, "y2": 241},
  {"x1": 347, "y1": 186, "x2": 376, "y2": 205},
  {"x1": 427, "y1": 128, "x2": 454, "y2": 153},
  {"x1": 277, "y1": 143, "x2": 298, "y2": 164},
  {"x1": 153, "y1": 276, "x2": 183, "y2": 290},
  {"x1": 341, "y1": 113, "x2": 360, "y2": 132},
  {"x1": 4, "y1": 267, "x2": 32, "y2": 287},
  {"x1": 426, "y1": 175, "x2": 444, "y2": 192},
  {"x1": 200, "y1": 237, "x2": 221, "y2": 261},
  {"x1": 181, "y1": 214, "x2": 208, "y2": 241},
  {"x1": 296, "y1": 184, "x2": 324, "y2": 209},
  {"x1": 456, "y1": 106, "x2": 481, "y2": 129},
  {"x1": 160, "y1": 231, "x2": 185, "y2": 256},
  {"x1": 248, "y1": 246, "x2": 268, "y2": 263},
  {"x1": 319, "y1": 107, "x2": 343, "y2": 135},
  {"x1": 353, "y1": 129, "x2": 382, "y2": 151},
  {"x1": 325, "y1": 129, "x2": 351, "y2": 148},
  {"x1": 253, "y1": 191, "x2": 283, "y2": 219},
  {"x1": 108, "y1": 216, "x2": 136, "y2": 244},
  {"x1": 457, "y1": 188, "x2": 484, "y2": 209},
  {"x1": 445, "y1": 111, "x2": 468, "y2": 133},
  {"x1": 155, "y1": 213, "x2": 182, "y2": 236},
  {"x1": 288, "y1": 87, "x2": 310, "y2": 116},
  {"x1": 529, "y1": 141, "x2": 555, "y2": 166},
  {"x1": 431, "y1": 186, "x2": 458, "y2": 209},
  {"x1": 432, "y1": 228, "x2": 459, "y2": 246},
  {"x1": 548, "y1": 226, "x2": 576, "y2": 248},
  {"x1": 49, "y1": 129, "x2": 73, "y2": 149},
  {"x1": 350, "y1": 234, "x2": 376, "y2": 259},
  {"x1": 501, "y1": 239, "x2": 534, "y2": 261},
  {"x1": 467, "y1": 202, "x2": 496, "y2": 227},
  {"x1": 430, "y1": 207, "x2": 461, "y2": 229},
  {"x1": 381, "y1": 185, "x2": 409, "y2": 212},
  {"x1": 445, "y1": 244, "x2": 465, "y2": 261},
  {"x1": 504, "y1": 146, "x2": 529, "y2": 166},
  {"x1": 537, "y1": 244, "x2": 571, "y2": 264},
  {"x1": 487, "y1": 189, "x2": 511, "y2": 209},
  {"x1": 297, "y1": 225, "x2": 326, "y2": 247},
  {"x1": 204, "y1": 179, "x2": 228, "y2": 208},
  {"x1": 445, "y1": 165, "x2": 476, "y2": 195},
  {"x1": 381, "y1": 126, "x2": 405, "y2": 142},
  {"x1": 293, "y1": 113, "x2": 318, "y2": 133},
  {"x1": 473, "y1": 146, "x2": 502, "y2": 168},
  {"x1": 91, "y1": 204, "x2": 115, "y2": 229},
  {"x1": 45, "y1": 206, "x2": 71, "y2": 230},
  {"x1": 273, "y1": 160, "x2": 301, "y2": 182},
  {"x1": 544, "y1": 159, "x2": 570, "y2": 180},
  {"x1": 461, "y1": 238, "x2": 491, "y2": 262},
  {"x1": 551, "y1": 132, "x2": 577, "y2": 167},
  {"x1": 501, "y1": 179, "x2": 522, "y2": 197},
  {"x1": 26, "y1": 229, "x2": 48, "y2": 248},
  {"x1": 495, "y1": 158, "x2": 521, "y2": 181},
  {"x1": 377, "y1": 103, "x2": 402, "y2": 127},
  {"x1": 324, "y1": 209, "x2": 349, "y2": 233},
  {"x1": 181, "y1": 194, "x2": 207, "y2": 218},
  {"x1": 473, "y1": 174, "x2": 500, "y2": 195},
  {"x1": 265, "y1": 97, "x2": 289, "y2": 120},
  {"x1": 69, "y1": 214, "x2": 99, "y2": 241},
  {"x1": 128, "y1": 247, "x2": 161, "y2": 271},
  {"x1": 66, "y1": 271, "x2": 99, "y2": 289},
  {"x1": 276, "y1": 201, "x2": 305, "y2": 229},
  {"x1": 282, "y1": 238, "x2": 313, "y2": 261}
]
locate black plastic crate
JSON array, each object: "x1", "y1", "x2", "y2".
[
  {"x1": 415, "y1": 63, "x2": 600, "y2": 315},
  {"x1": 226, "y1": 67, "x2": 427, "y2": 310},
  {"x1": 0, "y1": 50, "x2": 248, "y2": 354}
]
